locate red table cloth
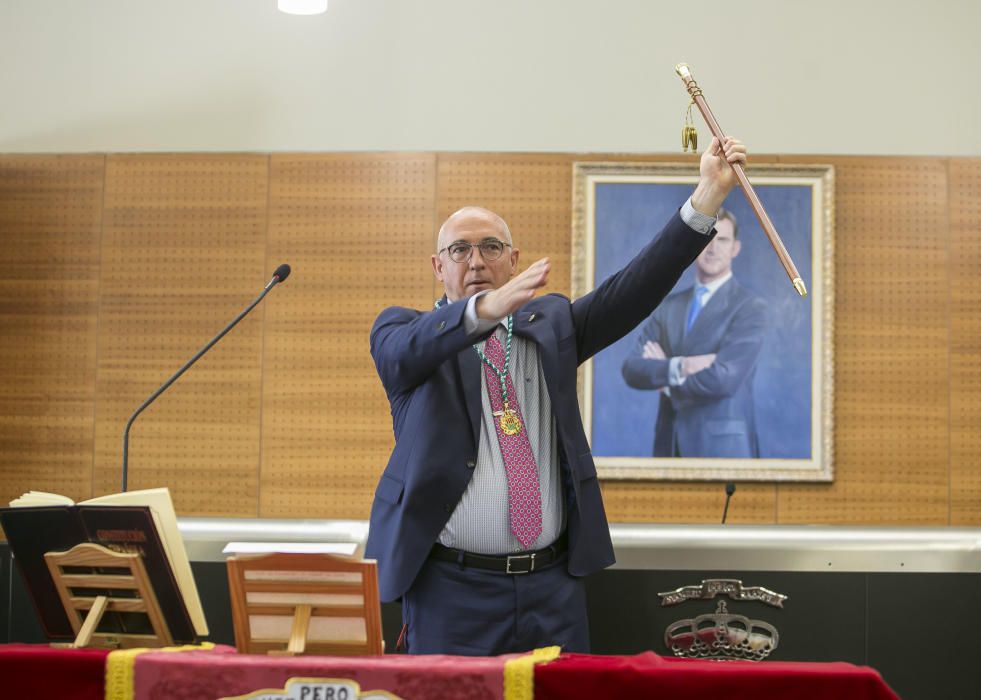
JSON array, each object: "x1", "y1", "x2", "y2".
[
  {"x1": 534, "y1": 652, "x2": 900, "y2": 700},
  {"x1": 0, "y1": 643, "x2": 110, "y2": 700},
  {"x1": 131, "y1": 646, "x2": 511, "y2": 699},
  {"x1": 0, "y1": 644, "x2": 900, "y2": 700}
]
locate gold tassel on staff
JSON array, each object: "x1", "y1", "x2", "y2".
[{"x1": 675, "y1": 63, "x2": 807, "y2": 298}]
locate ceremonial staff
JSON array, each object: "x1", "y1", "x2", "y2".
[{"x1": 675, "y1": 63, "x2": 807, "y2": 297}]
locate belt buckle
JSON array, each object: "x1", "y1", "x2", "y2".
[{"x1": 506, "y1": 552, "x2": 535, "y2": 574}]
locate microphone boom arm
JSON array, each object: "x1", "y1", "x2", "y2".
[{"x1": 121, "y1": 272, "x2": 286, "y2": 492}]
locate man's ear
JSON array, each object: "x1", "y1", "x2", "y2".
[
  {"x1": 509, "y1": 247, "x2": 520, "y2": 276},
  {"x1": 732, "y1": 240, "x2": 742, "y2": 259},
  {"x1": 431, "y1": 254, "x2": 444, "y2": 282}
]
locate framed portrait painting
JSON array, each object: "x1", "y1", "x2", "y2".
[{"x1": 572, "y1": 162, "x2": 834, "y2": 481}]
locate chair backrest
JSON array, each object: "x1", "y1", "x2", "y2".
[{"x1": 226, "y1": 552, "x2": 383, "y2": 656}]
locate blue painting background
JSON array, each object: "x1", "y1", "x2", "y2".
[{"x1": 590, "y1": 182, "x2": 813, "y2": 459}]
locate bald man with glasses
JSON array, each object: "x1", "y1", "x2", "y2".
[{"x1": 367, "y1": 137, "x2": 748, "y2": 656}]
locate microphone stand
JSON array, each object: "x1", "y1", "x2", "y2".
[
  {"x1": 121, "y1": 272, "x2": 286, "y2": 492},
  {"x1": 721, "y1": 482, "x2": 736, "y2": 524}
]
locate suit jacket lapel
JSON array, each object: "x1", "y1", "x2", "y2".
[
  {"x1": 671, "y1": 290, "x2": 692, "y2": 352},
  {"x1": 513, "y1": 308, "x2": 559, "y2": 401},
  {"x1": 457, "y1": 344, "x2": 483, "y2": 448},
  {"x1": 457, "y1": 307, "x2": 557, "y2": 447},
  {"x1": 441, "y1": 293, "x2": 483, "y2": 448}
]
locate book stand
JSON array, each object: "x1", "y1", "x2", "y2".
[
  {"x1": 226, "y1": 552, "x2": 383, "y2": 656},
  {"x1": 44, "y1": 542, "x2": 175, "y2": 649}
]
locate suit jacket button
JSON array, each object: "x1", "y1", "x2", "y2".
[
  {"x1": 437, "y1": 321, "x2": 446, "y2": 330},
  {"x1": 444, "y1": 503, "x2": 453, "y2": 513},
  {"x1": 466, "y1": 460, "x2": 476, "y2": 468}
]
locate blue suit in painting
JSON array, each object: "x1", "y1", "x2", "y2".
[{"x1": 622, "y1": 276, "x2": 767, "y2": 458}]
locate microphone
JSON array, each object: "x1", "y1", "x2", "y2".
[
  {"x1": 721, "y1": 482, "x2": 736, "y2": 524},
  {"x1": 266, "y1": 263, "x2": 291, "y2": 288},
  {"x1": 120, "y1": 264, "x2": 292, "y2": 492}
]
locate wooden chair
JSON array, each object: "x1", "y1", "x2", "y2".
[{"x1": 226, "y1": 552, "x2": 383, "y2": 656}]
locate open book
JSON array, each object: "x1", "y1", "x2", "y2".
[{"x1": 2, "y1": 487, "x2": 208, "y2": 641}]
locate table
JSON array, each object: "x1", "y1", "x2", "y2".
[
  {"x1": 535, "y1": 652, "x2": 900, "y2": 700},
  {"x1": 0, "y1": 644, "x2": 899, "y2": 700},
  {"x1": 1, "y1": 644, "x2": 110, "y2": 700}
]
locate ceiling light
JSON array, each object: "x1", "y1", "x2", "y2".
[{"x1": 278, "y1": 0, "x2": 328, "y2": 15}]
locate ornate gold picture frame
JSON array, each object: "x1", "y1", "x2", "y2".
[{"x1": 572, "y1": 163, "x2": 834, "y2": 481}]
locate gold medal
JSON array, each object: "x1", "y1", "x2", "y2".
[
  {"x1": 458, "y1": 311, "x2": 524, "y2": 437},
  {"x1": 497, "y1": 404, "x2": 523, "y2": 436}
]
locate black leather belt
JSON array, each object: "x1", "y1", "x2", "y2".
[{"x1": 429, "y1": 536, "x2": 566, "y2": 575}]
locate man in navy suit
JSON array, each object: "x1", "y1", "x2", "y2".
[
  {"x1": 621, "y1": 209, "x2": 768, "y2": 458},
  {"x1": 367, "y1": 137, "x2": 747, "y2": 655}
]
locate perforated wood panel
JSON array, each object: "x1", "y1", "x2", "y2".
[
  {"x1": 260, "y1": 154, "x2": 436, "y2": 518},
  {"x1": 0, "y1": 156, "x2": 104, "y2": 506},
  {"x1": 778, "y1": 157, "x2": 949, "y2": 524},
  {"x1": 950, "y1": 158, "x2": 981, "y2": 524},
  {"x1": 600, "y1": 481, "x2": 778, "y2": 524},
  {"x1": 1, "y1": 152, "x2": 979, "y2": 529},
  {"x1": 93, "y1": 155, "x2": 268, "y2": 516}
]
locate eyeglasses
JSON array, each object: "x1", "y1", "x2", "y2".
[{"x1": 438, "y1": 239, "x2": 512, "y2": 263}]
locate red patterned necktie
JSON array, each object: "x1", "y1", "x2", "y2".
[{"x1": 482, "y1": 332, "x2": 543, "y2": 549}]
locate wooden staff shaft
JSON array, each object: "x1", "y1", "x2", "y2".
[{"x1": 676, "y1": 64, "x2": 807, "y2": 297}]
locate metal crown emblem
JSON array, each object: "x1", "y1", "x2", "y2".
[
  {"x1": 665, "y1": 599, "x2": 779, "y2": 661},
  {"x1": 659, "y1": 579, "x2": 786, "y2": 661}
]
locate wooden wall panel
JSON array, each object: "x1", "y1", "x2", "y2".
[
  {"x1": 93, "y1": 155, "x2": 268, "y2": 515},
  {"x1": 0, "y1": 156, "x2": 104, "y2": 505},
  {"x1": 950, "y1": 158, "x2": 981, "y2": 524},
  {"x1": 1, "y1": 152, "x2": 979, "y2": 528},
  {"x1": 779, "y1": 158, "x2": 950, "y2": 524},
  {"x1": 260, "y1": 154, "x2": 436, "y2": 519},
  {"x1": 601, "y1": 481, "x2": 778, "y2": 524}
]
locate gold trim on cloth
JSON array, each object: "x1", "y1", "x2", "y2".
[
  {"x1": 105, "y1": 642, "x2": 215, "y2": 700},
  {"x1": 504, "y1": 646, "x2": 561, "y2": 700}
]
